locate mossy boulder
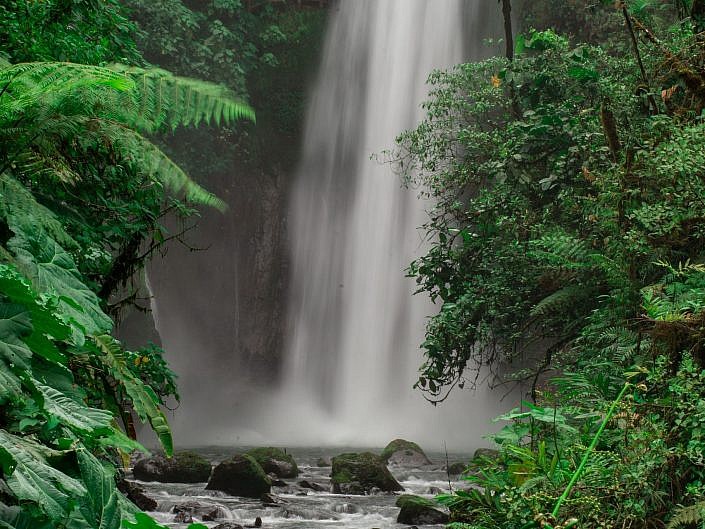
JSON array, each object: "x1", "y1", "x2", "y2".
[
  {"x1": 245, "y1": 447, "x2": 299, "y2": 478},
  {"x1": 446, "y1": 461, "x2": 467, "y2": 475},
  {"x1": 132, "y1": 451, "x2": 212, "y2": 483},
  {"x1": 206, "y1": 454, "x2": 272, "y2": 498},
  {"x1": 473, "y1": 447, "x2": 499, "y2": 460},
  {"x1": 380, "y1": 439, "x2": 432, "y2": 467},
  {"x1": 395, "y1": 494, "x2": 449, "y2": 525},
  {"x1": 331, "y1": 452, "x2": 403, "y2": 494}
]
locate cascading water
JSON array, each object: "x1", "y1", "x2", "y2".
[{"x1": 275, "y1": 0, "x2": 506, "y2": 449}]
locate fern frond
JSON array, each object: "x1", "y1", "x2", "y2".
[
  {"x1": 97, "y1": 120, "x2": 226, "y2": 210},
  {"x1": 107, "y1": 64, "x2": 255, "y2": 132},
  {"x1": 531, "y1": 285, "x2": 585, "y2": 317},
  {"x1": 667, "y1": 501, "x2": 705, "y2": 529}
]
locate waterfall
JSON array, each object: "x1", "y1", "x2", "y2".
[{"x1": 276, "y1": 0, "x2": 506, "y2": 449}]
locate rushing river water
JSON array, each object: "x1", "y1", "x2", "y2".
[{"x1": 135, "y1": 447, "x2": 472, "y2": 529}]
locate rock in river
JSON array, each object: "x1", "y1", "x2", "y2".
[
  {"x1": 380, "y1": 439, "x2": 432, "y2": 467},
  {"x1": 133, "y1": 451, "x2": 212, "y2": 483},
  {"x1": 206, "y1": 454, "x2": 272, "y2": 498},
  {"x1": 331, "y1": 452, "x2": 403, "y2": 495},
  {"x1": 396, "y1": 494, "x2": 449, "y2": 525},
  {"x1": 172, "y1": 500, "x2": 229, "y2": 521},
  {"x1": 246, "y1": 447, "x2": 299, "y2": 478}
]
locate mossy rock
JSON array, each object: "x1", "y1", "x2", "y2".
[
  {"x1": 133, "y1": 451, "x2": 212, "y2": 483},
  {"x1": 206, "y1": 454, "x2": 271, "y2": 498},
  {"x1": 331, "y1": 452, "x2": 403, "y2": 495},
  {"x1": 395, "y1": 494, "x2": 449, "y2": 525},
  {"x1": 380, "y1": 439, "x2": 431, "y2": 466},
  {"x1": 245, "y1": 447, "x2": 299, "y2": 478}
]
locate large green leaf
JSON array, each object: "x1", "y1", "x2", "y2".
[
  {"x1": 0, "y1": 303, "x2": 32, "y2": 370},
  {"x1": 76, "y1": 449, "x2": 121, "y2": 529},
  {"x1": 34, "y1": 382, "x2": 113, "y2": 435},
  {"x1": 93, "y1": 335, "x2": 173, "y2": 456},
  {"x1": 7, "y1": 230, "x2": 112, "y2": 340},
  {"x1": 0, "y1": 430, "x2": 85, "y2": 520},
  {"x1": 0, "y1": 361, "x2": 22, "y2": 404}
]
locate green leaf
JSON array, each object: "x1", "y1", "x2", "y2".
[
  {"x1": 121, "y1": 513, "x2": 168, "y2": 529},
  {"x1": 0, "y1": 430, "x2": 85, "y2": 520},
  {"x1": 93, "y1": 335, "x2": 173, "y2": 456},
  {"x1": 7, "y1": 230, "x2": 112, "y2": 340},
  {"x1": 77, "y1": 449, "x2": 121, "y2": 529},
  {"x1": 34, "y1": 382, "x2": 113, "y2": 434},
  {"x1": 0, "y1": 303, "x2": 33, "y2": 370}
]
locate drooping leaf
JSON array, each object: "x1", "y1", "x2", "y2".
[{"x1": 93, "y1": 335, "x2": 173, "y2": 456}]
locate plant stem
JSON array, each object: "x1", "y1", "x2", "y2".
[{"x1": 551, "y1": 382, "x2": 631, "y2": 518}]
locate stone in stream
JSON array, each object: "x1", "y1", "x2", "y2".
[
  {"x1": 206, "y1": 454, "x2": 271, "y2": 498},
  {"x1": 330, "y1": 452, "x2": 403, "y2": 495},
  {"x1": 316, "y1": 456, "x2": 332, "y2": 467},
  {"x1": 116, "y1": 479, "x2": 157, "y2": 511},
  {"x1": 132, "y1": 451, "x2": 212, "y2": 483},
  {"x1": 395, "y1": 494, "x2": 449, "y2": 525},
  {"x1": 245, "y1": 447, "x2": 299, "y2": 478},
  {"x1": 380, "y1": 439, "x2": 432, "y2": 467},
  {"x1": 298, "y1": 479, "x2": 326, "y2": 491},
  {"x1": 213, "y1": 524, "x2": 245, "y2": 529},
  {"x1": 172, "y1": 500, "x2": 229, "y2": 521}
]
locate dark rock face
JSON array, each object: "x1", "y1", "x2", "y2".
[
  {"x1": 246, "y1": 447, "x2": 299, "y2": 478},
  {"x1": 133, "y1": 451, "x2": 212, "y2": 483},
  {"x1": 380, "y1": 439, "x2": 432, "y2": 467},
  {"x1": 395, "y1": 494, "x2": 449, "y2": 525},
  {"x1": 172, "y1": 500, "x2": 228, "y2": 521},
  {"x1": 206, "y1": 454, "x2": 272, "y2": 498},
  {"x1": 330, "y1": 452, "x2": 403, "y2": 495},
  {"x1": 117, "y1": 479, "x2": 157, "y2": 511}
]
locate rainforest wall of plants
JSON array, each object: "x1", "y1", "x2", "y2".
[
  {"x1": 0, "y1": 1, "x2": 322, "y2": 528},
  {"x1": 395, "y1": 0, "x2": 705, "y2": 527}
]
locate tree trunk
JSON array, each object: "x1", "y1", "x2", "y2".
[{"x1": 500, "y1": 0, "x2": 513, "y2": 61}]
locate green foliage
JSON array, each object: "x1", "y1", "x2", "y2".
[
  {"x1": 397, "y1": 2, "x2": 705, "y2": 527},
  {"x1": 0, "y1": 9, "x2": 254, "y2": 529}
]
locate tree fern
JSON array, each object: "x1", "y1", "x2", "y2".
[{"x1": 0, "y1": 61, "x2": 255, "y2": 209}]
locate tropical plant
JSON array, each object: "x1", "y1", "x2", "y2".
[{"x1": 0, "y1": 58, "x2": 253, "y2": 528}]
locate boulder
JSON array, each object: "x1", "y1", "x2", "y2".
[
  {"x1": 133, "y1": 451, "x2": 211, "y2": 483},
  {"x1": 331, "y1": 452, "x2": 403, "y2": 495},
  {"x1": 380, "y1": 439, "x2": 431, "y2": 467},
  {"x1": 396, "y1": 494, "x2": 449, "y2": 525},
  {"x1": 473, "y1": 448, "x2": 499, "y2": 460},
  {"x1": 446, "y1": 461, "x2": 467, "y2": 475},
  {"x1": 172, "y1": 500, "x2": 229, "y2": 521},
  {"x1": 116, "y1": 479, "x2": 157, "y2": 511},
  {"x1": 316, "y1": 456, "x2": 331, "y2": 467},
  {"x1": 299, "y1": 480, "x2": 326, "y2": 491},
  {"x1": 213, "y1": 524, "x2": 245, "y2": 529},
  {"x1": 245, "y1": 447, "x2": 299, "y2": 478},
  {"x1": 206, "y1": 454, "x2": 271, "y2": 498}
]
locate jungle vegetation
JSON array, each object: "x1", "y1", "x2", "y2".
[
  {"x1": 394, "y1": 0, "x2": 705, "y2": 527},
  {"x1": 0, "y1": 1, "x2": 322, "y2": 528}
]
